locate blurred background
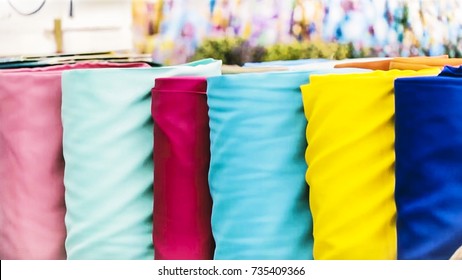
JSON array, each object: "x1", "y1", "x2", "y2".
[{"x1": 1, "y1": 0, "x2": 462, "y2": 65}]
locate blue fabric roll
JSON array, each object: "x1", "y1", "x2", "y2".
[
  {"x1": 394, "y1": 66, "x2": 462, "y2": 260},
  {"x1": 61, "y1": 59, "x2": 222, "y2": 260},
  {"x1": 206, "y1": 68, "x2": 369, "y2": 260}
]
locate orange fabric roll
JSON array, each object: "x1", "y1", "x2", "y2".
[
  {"x1": 390, "y1": 57, "x2": 462, "y2": 70},
  {"x1": 334, "y1": 56, "x2": 449, "y2": 70},
  {"x1": 334, "y1": 59, "x2": 393, "y2": 70}
]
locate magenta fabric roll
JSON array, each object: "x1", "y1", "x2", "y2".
[
  {"x1": 0, "y1": 62, "x2": 148, "y2": 260},
  {"x1": 152, "y1": 77, "x2": 214, "y2": 260}
]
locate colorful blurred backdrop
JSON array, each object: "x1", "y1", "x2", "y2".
[{"x1": 132, "y1": 0, "x2": 462, "y2": 65}]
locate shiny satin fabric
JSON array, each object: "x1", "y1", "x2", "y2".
[
  {"x1": 61, "y1": 59, "x2": 222, "y2": 260},
  {"x1": 0, "y1": 62, "x2": 149, "y2": 260},
  {"x1": 301, "y1": 68, "x2": 440, "y2": 260},
  {"x1": 151, "y1": 77, "x2": 214, "y2": 260},
  {"x1": 394, "y1": 66, "x2": 462, "y2": 260},
  {"x1": 389, "y1": 57, "x2": 462, "y2": 70},
  {"x1": 334, "y1": 58, "x2": 393, "y2": 70}
]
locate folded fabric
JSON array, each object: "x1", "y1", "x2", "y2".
[
  {"x1": 244, "y1": 59, "x2": 331, "y2": 67},
  {"x1": 301, "y1": 68, "x2": 440, "y2": 260},
  {"x1": 207, "y1": 70, "x2": 313, "y2": 260},
  {"x1": 389, "y1": 57, "x2": 462, "y2": 70},
  {"x1": 394, "y1": 66, "x2": 462, "y2": 260},
  {"x1": 0, "y1": 62, "x2": 148, "y2": 260},
  {"x1": 0, "y1": 61, "x2": 51, "y2": 69},
  {"x1": 1, "y1": 62, "x2": 149, "y2": 73},
  {"x1": 334, "y1": 58, "x2": 393, "y2": 70},
  {"x1": 151, "y1": 77, "x2": 214, "y2": 260},
  {"x1": 222, "y1": 65, "x2": 288, "y2": 74},
  {"x1": 61, "y1": 59, "x2": 222, "y2": 260},
  {"x1": 334, "y1": 56, "x2": 448, "y2": 70},
  {"x1": 287, "y1": 60, "x2": 339, "y2": 71}
]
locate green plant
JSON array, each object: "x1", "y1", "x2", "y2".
[
  {"x1": 263, "y1": 41, "x2": 356, "y2": 61},
  {"x1": 189, "y1": 37, "x2": 374, "y2": 65},
  {"x1": 189, "y1": 37, "x2": 266, "y2": 66}
]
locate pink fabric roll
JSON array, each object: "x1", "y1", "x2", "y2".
[
  {"x1": 152, "y1": 77, "x2": 214, "y2": 260},
  {"x1": 0, "y1": 62, "x2": 149, "y2": 260}
]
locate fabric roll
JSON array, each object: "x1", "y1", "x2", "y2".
[
  {"x1": 0, "y1": 62, "x2": 148, "y2": 260},
  {"x1": 222, "y1": 65, "x2": 289, "y2": 74},
  {"x1": 244, "y1": 59, "x2": 331, "y2": 67},
  {"x1": 334, "y1": 58, "x2": 393, "y2": 70},
  {"x1": 61, "y1": 59, "x2": 222, "y2": 260},
  {"x1": 0, "y1": 61, "x2": 51, "y2": 69},
  {"x1": 301, "y1": 68, "x2": 440, "y2": 260},
  {"x1": 207, "y1": 70, "x2": 312, "y2": 260},
  {"x1": 151, "y1": 77, "x2": 214, "y2": 260},
  {"x1": 334, "y1": 56, "x2": 449, "y2": 71},
  {"x1": 389, "y1": 57, "x2": 462, "y2": 70},
  {"x1": 0, "y1": 72, "x2": 66, "y2": 260},
  {"x1": 394, "y1": 66, "x2": 462, "y2": 260},
  {"x1": 1, "y1": 62, "x2": 149, "y2": 73}
]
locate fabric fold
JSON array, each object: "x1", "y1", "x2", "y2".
[{"x1": 151, "y1": 77, "x2": 215, "y2": 260}]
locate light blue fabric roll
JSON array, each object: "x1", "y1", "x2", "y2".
[
  {"x1": 207, "y1": 70, "x2": 310, "y2": 260},
  {"x1": 61, "y1": 59, "x2": 222, "y2": 260},
  {"x1": 243, "y1": 59, "x2": 331, "y2": 67},
  {"x1": 206, "y1": 68, "x2": 369, "y2": 260}
]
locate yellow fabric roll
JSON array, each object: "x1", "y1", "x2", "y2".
[{"x1": 301, "y1": 68, "x2": 440, "y2": 260}]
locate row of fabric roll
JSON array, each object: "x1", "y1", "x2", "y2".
[{"x1": 1, "y1": 56, "x2": 462, "y2": 260}]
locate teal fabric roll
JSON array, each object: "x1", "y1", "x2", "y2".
[
  {"x1": 61, "y1": 59, "x2": 222, "y2": 260},
  {"x1": 208, "y1": 70, "x2": 309, "y2": 260}
]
